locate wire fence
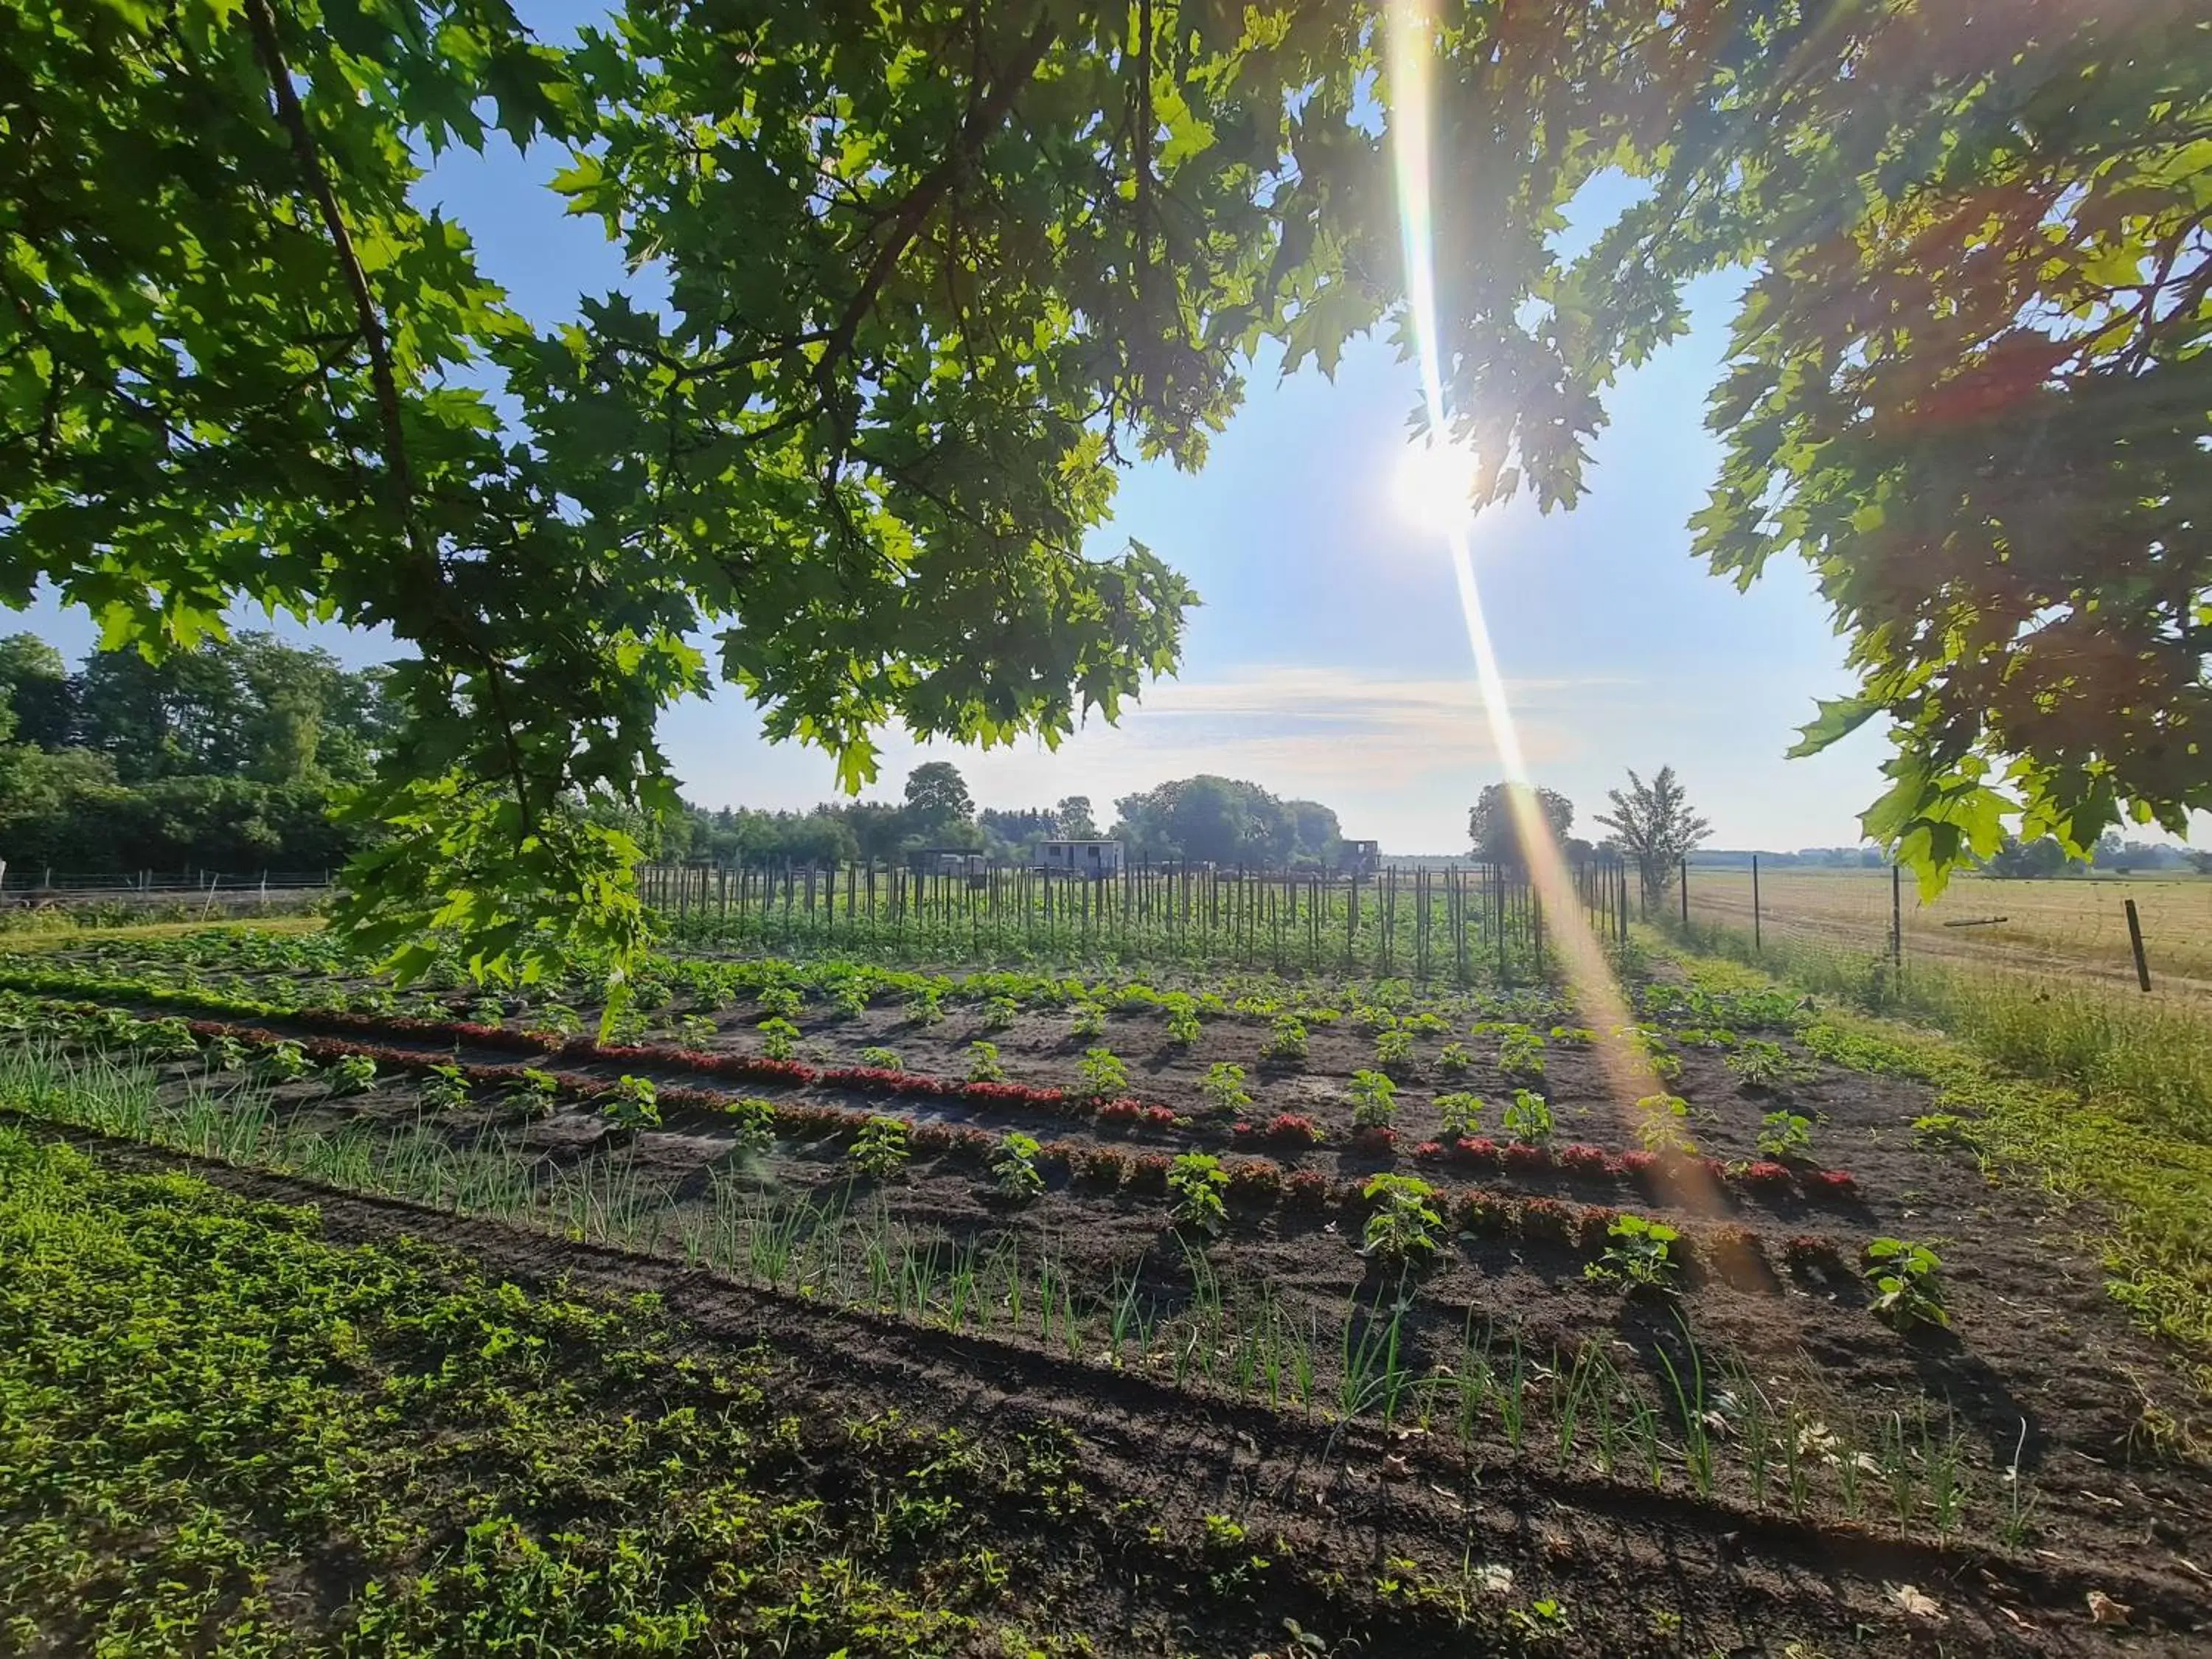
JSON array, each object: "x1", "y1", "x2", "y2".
[
  {"x1": 0, "y1": 863, "x2": 333, "y2": 915},
  {"x1": 1676, "y1": 858, "x2": 2212, "y2": 1002},
  {"x1": 641, "y1": 858, "x2": 1647, "y2": 984}
]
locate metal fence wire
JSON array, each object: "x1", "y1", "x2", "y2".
[{"x1": 1676, "y1": 857, "x2": 2210, "y2": 1001}]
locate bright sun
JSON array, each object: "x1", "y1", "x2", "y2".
[{"x1": 1391, "y1": 434, "x2": 1475, "y2": 533}]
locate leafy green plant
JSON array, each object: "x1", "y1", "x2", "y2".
[
  {"x1": 757, "y1": 1017, "x2": 801, "y2": 1060},
  {"x1": 533, "y1": 1002, "x2": 582, "y2": 1037},
  {"x1": 1865, "y1": 1239, "x2": 1951, "y2": 1332},
  {"x1": 1069, "y1": 1001, "x2": 1106, "y2": 1038},
  {"x1": 420, "y1": 1063, "x2": 470, "y2": 1113},
  {"x1": 849, "y1": 1116, "x2": 911, "y2": 1179},
  {"x1": 1756, "y1": 1109, "x2": 1815, "y2": 1161},
  {"x1": 677, "y1": 1013, "x2": 717, "y2": 1045},
  {"x1": 1360, "y1": 1174, "x2": 1443, "y2": 1265},
  {"x1": 757, "y1": 984, "x2": 804, "y2": 1020},
  {"x1": 469, "y1": 995, "x2": 506, "y2": 1026},
  {"x1": 1200, "y1": 1062, "x2": 1251, "y2": 1115},
  {"x1": 1075, "y1": 1047, "x2": 1128, "y2": 1105},
  {"x1": 1347, "y1": 1069, "x2": 1398, "y2": 1128},
  {"x1": 324, "y1": 1054, "x2": 378, "y2": 1097},
  {"x1": 200, "y1": 1032, "x2": 248, "y2": 1073},
  {"x1": 980, "y1": 995, "x2": 1020, "y2": 1031},
  {"x1": 1435, "y1": 1091, "x2": 1481, "y2": 1138},
  {"x1": 1165, "y1": 1001, "x2": 1203, "y2": 1047},
  {"x1": 990, "y1": 1133, "x2": 1046, "y2": 1202},
  {"x1": 133, "y1": 1017, "x2": 199, "y2": 1060},
  {"x1": 1585, "y1": 1214, "x2": 1682, "y2": 1291},
  {"x1": 1167, "y1": 1152, "x2": 1229, "y2": 1237},
  {"x1": 966, "y1": 1040, "x2": 1007, "y2": 1083},
  {"x1": 504, "y1": 1067, "x2": 560, "y2": 1119},
  {"x1": 906, "y1": 988, "x2": 945, "y2": 1027},
  {"x1": 1728, "y1": 1037, "x2": 1804, "y2": 1089},
  {"x1": 605, "y1": 1074, "x2": 661, "y2": 1130},
  {"x1": 1373, "y1": 1027, "x2": 1416, "y2": 1071},
  {"x1": 725, "y1": 1095, "x2": 776, "y2": 1156},
  {"x1": 1262, "y1": 1015, "x2": 1308, "y2": 1065},
  {"x1": 858, "y1": 1046, "x2": 902, "y2": 1071},
  {"x1": 1437, "y1": 1041, "x2": 1472, "y2": 1076},
  {"x1": 1495, "y1": 1026, "x2": 1545, "y2": 1080},
  {"x1": 1632, "y1": 1093, "x2": 1695, "y2": 1155},
  {"x1": 253, "y1": 1040, "x2": 310, "y2": 1084},
  {"x1": 1502, "y1": 1089, "x2": 1553, "y2": 1145}
]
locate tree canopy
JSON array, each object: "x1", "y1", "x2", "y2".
[
  {"x1": 1110, "y1": 776, "x2": 1342, "y2": 867},
  {"x1": 5, "y1": 0, "x2": 2203, "y2": 979},
  {"x1": 1595, "y1": 765, "x2": 1711, "y2": 906},
  {"x1": 1467, "y1": 782, "x2": 1574, "y2": 868}
]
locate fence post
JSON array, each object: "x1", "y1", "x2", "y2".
[
  {"x1": 1750, "y1": 853, "x2": 1761, "y2": 951},
  {"x1": 2124, "y1": 898, "x2": 2152, "y2": 992},
  {"x1": 1678, "y1": 856, "x2": 1688, "y2": 929}
]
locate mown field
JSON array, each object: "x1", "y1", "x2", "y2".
[
  {"x1": 1685, "y1": 869, "x2": 2212, "y2": 995},
  {"x1": 1, "y1": 925, "x2": 2208, "y2": 1653}
]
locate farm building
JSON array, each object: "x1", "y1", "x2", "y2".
[
  {"x1": 1037, "y1": 839, "x2": 1124, "y2": 876},
  {"x1": 906, "y1": 847, "x2": 988, "y2": 878},
  {"x1": 1340, "y1": 839, "x2": 1380, "y2": 876}
]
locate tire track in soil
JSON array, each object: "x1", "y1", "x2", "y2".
[{"x1": 10, "y1": 1114, "x2": 2205, "y2": 1656}]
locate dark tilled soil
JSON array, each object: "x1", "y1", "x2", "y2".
[{"x1": 21, "y1": 1118, "x2": 2212, "y2": 1656}]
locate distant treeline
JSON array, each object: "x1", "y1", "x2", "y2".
[{"x1": 0, "y1": 633, "x2": 392, "y2": 876}]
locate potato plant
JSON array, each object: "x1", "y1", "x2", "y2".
[
  {"x1": 858, "y1": 1046, "x2": 902, "y2": 1071},
  {"x1": 1262, "y1": 1016, "x2": 1308, "y2": 1066},
  {"x1": 967, "y1": 1040, "x2": 1007, "y2": 1083},
  {"x1": 324, "y1": 1054, "x2": 378, "y2": 1097},
  {"x1": 1585, "y1": 1215, "x2": 1681, "y2": 1291},
  {"x1": 1756, "y1": 1110, "x2": 1815, "y2": 1161},
  {"x1": 1865, "y1": 1239, "x2": 1950, "y2": 1332},
  {"x1": 1200, "y1": 1062, "x2": 1251, "y2": 1116},
  {"x1": 1633, "y1": 1094, "x2": 1695, "y2": 1155},
  {"x1": 1347, "y1": 1070, "x2": 1398, "y2": 1129},
  {"x1": 1360, "y1": 1174, "x2": 1443, "y2": 1265},
  {"x1": 1434, "y1": 1091, "x2": 1481, "y2": 1138},
  {"x1": 1167, "y1": 1153, "x2": 1229, "y2": 1237},
  {"x1": 1075, "y1": 1047, "x2": 1128, "y2": 1105},
  {"x1": 1436, "y1": 1041, "x2": 1472, "y2": 1076},
  {"x1": 1502, "y1": 1089, "x2": 1553, "y2": 1145},
  {"x1": 725, "y1": 1095, "x2": 776, "y2": 1156},
  {"x1": 849, "y1": 1116, "x2": 911, "y2": 1179},
  {"x1": 757, "y1": 1017, "x2": 801, "y2": 1060},
  {"x1": 504, "y1": 1068, "x2": 560, "y2": 1120},
  {"x1": 606, "y1": 1074, "x2": 661, "y2": 1129},
  {"x1": 420, "y1": 1064, "x2": 470, "y2": 1113},
  {"x1": 991, "y1": 1133, "x2": 1046, "y2": 1203}
]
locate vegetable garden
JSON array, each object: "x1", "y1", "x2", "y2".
[{"x1": 3, "y1": 923, "x2": 2208, "y2": 1652}]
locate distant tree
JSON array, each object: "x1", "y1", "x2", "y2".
[
  {"x1": 1986, "y1": 835, "x2": 2070, "y2": 879},
  {"x1": 1595, "y1": 767, "x2": 1711, "y2": 910},
  {"x1": 2189, "y1": 850, "x2": 2212, "y2": 877},
  {"x1": 0, "y1": 634, "x2": 72, "y2": 748},
  {"x1": 1467, "y1": 782, "x2": 1574, "y2": 869},
  {"x1": 1110, "y1": 776, "x2": 1339, "y2": 867},
  {"x1": 902, "y1": 762, "x2": 973, "y2": 835},
  {"x1": 1054, "y1": 795, "x2": 1100, "y2": 840}
]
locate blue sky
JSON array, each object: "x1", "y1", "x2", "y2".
[{"x1": 15, "y1": 1, "x2": 1909, "y2": 855}]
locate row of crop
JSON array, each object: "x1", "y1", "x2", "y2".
[
  {"x1": 3, "y1": 988, "x2": 1865, "y2": 1214},
  {"x1": 37, "y1": 1018, "x2": 1842, "y2": 1294},
  {"x1": 24, "y1": 997, "x2": 1866, "y2": 1215}
]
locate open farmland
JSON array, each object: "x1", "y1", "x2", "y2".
[
  {"x1": 3, "y1": 924, "x2": 2208, "y2": 1653},
  {"x1": 1683, "y1": 870, "x2": 2212, "y2": 998}
]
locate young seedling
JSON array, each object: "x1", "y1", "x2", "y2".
[
  {"x1": 1756, "y1": 1109, "x2": 1815, "y2": 1161},
  {"x1": 726, "y1": 1095, "x2": 776, "y2": 1157},
  {"x1": 1437, "y1": 1041, "x2": 1473, "y2": 1076},
  {"x1": 1502, "y1": 1088, "x2": 1554, "y2": 1145},
  {"x1": 1495, "y1": 1026, "x2": 1545, "y2": 1081},
  {"x1": 1070, "y1": 1001, "x2": 1107, "y2": 1038},
  {"x1": 677, "y1": 1013, "x2": 717, "y2": 1045},
  {"x1": 858, "y1": 1046, "x2": 903, "y2": 1071},
  {"x1": 1434, "y1": 1091, "x2": 1482, "y2": 1138},
  {"x1": 1865, "y1": 1238, "x2": 1951, "y2": 1332},
  {"x1": 1729, "y1": 1038, "x2": 1806, "y2": 1090},
  {"x1": 534, "y1": 1002, "x2": 582, "y2": 1037},
  {"x1": 324, "y1": 1053, "x2": 378, "y2": 1097},
  {"x1": 906, "y1": 988, "x2": 945, "y2": 1027},
  {"x1": 420, "y1": 1063, "x2": 470, "y2": 1113},
  {"x1": 504, "y1": 1067, "x2": 560, "y2": 1120},
  {"x1": 1165, "y1": 999, "x2": 1203, "y2": 1047},
  {"x1": 469, "y1": 995, "x2": 507, "y2": 1027},
  {"x1": 1076, "y1": 1046, "x2": 1129, "y2": 1105},
  {"x1": 1262, "y1": 1015, "x2": 1308, "y2": 1066},
  {"x1": 991, "y1": 1133, "x2": 1046, "y2": 1202},
  {"x1": 1585, "y1": 1214, "x2": 1682, "y2": 1292},
  {"x1": 1201, "y1": 1062, "x2": 1252, "y2": 1116},
  {"x1": 967, "y1": 1040, "x2": 1008, "y2": 1083},
  {"x1": 1633, "y1": 1093, "x2": 1695, "y2": 1155},
  {"x1": 1348, "y1": 1069, "x2": 1399, "y2": 1129},
  {"x1": 254, "y1": 1040, "x2": 311, "y2": 1084},
  {"x1": 849, "y1": 1115, "x2": 911, "y2": 1179},
  {"x1": 1168, "y1": 1152, "x2": 1230, "y2": 1237},
  {"x1": 757, "y1": 1016, "x2": 801, "y2": 1060},
  {"x1": 605, "y1": 1074, "x2": 661, "y2": 1129},
  {"x1": 1374, "y1": 1026, "x2": 1416, "y2": 1071},
  {"x1": 980, "y1": 995, "x2": 1020, "y2": 1031},
  {"x1": 1360, "y1": 1174, "x2": 1444, "y2": 1265}
]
